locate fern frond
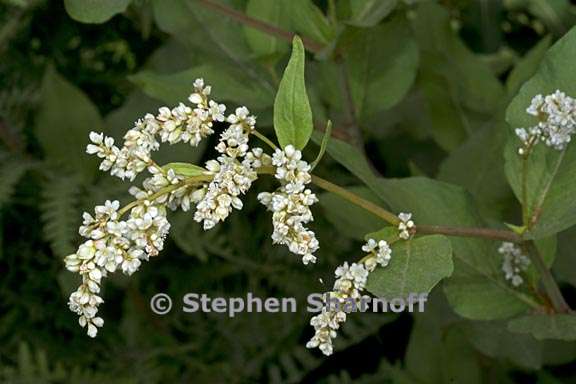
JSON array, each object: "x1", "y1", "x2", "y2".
[
  {"x1": 40, "y1": 174, "x2": 82, "y2": 256},
  {"x1": 0, "y1": 155, "x2": 30, "y2": 207}
]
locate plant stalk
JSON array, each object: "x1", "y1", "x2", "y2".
[{"x1": 525, "y1": 242, "x2": 571, "y2": 313}]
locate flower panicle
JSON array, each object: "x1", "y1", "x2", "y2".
[{"x1": 66, "y1": 79, "x2": 275, "y2": 337}]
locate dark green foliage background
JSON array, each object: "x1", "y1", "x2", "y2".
[{"x1": 2, "y1": 0, "x2": 576, "y2": 382}]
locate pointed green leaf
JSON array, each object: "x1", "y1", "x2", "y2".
[
  {"x1": 274, "y1": 36, "x2": 313, "y2": 149},
  {"x1": 162, "y1": 162, "x2": 207, "y2": 177}
]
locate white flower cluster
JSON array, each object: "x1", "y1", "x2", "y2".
[
  {"x1": 499, "y1": 242, "x2": 531, "y2": 287},
  {"x1": 398, "y1": 212, "x2": 415, "y2": 240},
  {"x1": 258, "y1": 145, "x2": 319, "y2": 264},
  {"x1": 65, "y1": 200, "x2": 170, "y2": 337},
  {"x1": 67, "y1": 79, "x2": 271, "y2": 337},
  {"x1": 86, "y1": 79, "x2": 225, "y2": 181},
  {"x1": 516, "y1": 90, "x2": 576, "y2": 153},
  {"x1": 193, "y1": 107, "x2": 268, "y2": 230},
  {"x1": 306, "y1": 239, "x2": 392, "y2": 356}
]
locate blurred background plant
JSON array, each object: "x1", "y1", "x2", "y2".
[{"x1": 2, "y1": 0, "x2": 576, "y2": 382}]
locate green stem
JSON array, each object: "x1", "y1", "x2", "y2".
[
  {"x1": 525, "y1": 242, "x2": 571, "y2": 313},
  {"x1": 311, "y1": 175, "x2": 401, "y2": 226},
  {"x1": 252, "y1": 129, "x2": 279, "y2": 151},
  {"x1": 521, "y1": 155, "x2": 529, "y2": 227},
  {"x1": 416, "y1": 224, "x2": 522, "y2": 243}
]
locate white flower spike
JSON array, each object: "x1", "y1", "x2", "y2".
[
  {"x1": 306, "y1": 239, "x2": 392, "y2": 356},
  {"x1": 258, "y1": 145, "x2": 319, "y2": 264}
]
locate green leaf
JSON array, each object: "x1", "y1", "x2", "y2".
[
  {"x1": 36, "y1": 67, "x2": 102, "y2": 179},
  {"x1": 310, "y1": 120, "x2": 332, "y2": 169},
  {"x1": 274, "y1": 36, "x2": 313, "y2": 149},
  {"x1": 348, "y1": 0, "x2": 397, "y2": 27},
  {"x1": 438, "y1": 121, "x2": 511, "y2": 218},
  {"x1": 346, "y1": 17, "x2": 419, "y2": 121},
  {"x1": 280, "y1": 0, "x2": 334, "y2": 45},
  {"x1": 365, "y1": 235, "x2": 453, "y2": 299},
  {"x1": 130, "y1": 64, "x2": 274, "y2": 110},
  {"x1": 153, "y1": 0, "x2": 250, "y2": 61},
  {"x1": 463, "y1": 320, "x2": 544, "y2": 369},
  {"x1": 162, "y1": 162, "x2": 207, "y2": 177},
  {"x1": 508, "y1": 314, "x2": 576, "y2": 341},
  {"x1": 412, "y1": 2, "x2": 504, "y2": 150},
  {"x1": 244, "y1": 0, "x2": 288, "y2": 57},
  {"x1": 505, "y1": 26, "x2": 576, "y2": 238},
  {"x1": 64, "y1": 0, "x2": 130, "y2": 23},
  {"x1": 406, "y1": 301, "x2": 482, "y2": 384}
]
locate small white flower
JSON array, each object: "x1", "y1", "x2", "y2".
[
  {"x1": 499, "y1": 242, "x2": 530, "y2": 287},
  {"x1": 397, "y1": 212, "x2": 415, "y2": 240},
  {"x1": 362, "y1": 238, "x2": 392, "y2": 271}
]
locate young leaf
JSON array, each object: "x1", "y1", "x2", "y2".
[
  {"x1": 162, "y1": 162, "x2": 207, "y2": 177},
  {"x1": 64, "y1": 0, "x2": 131, "y2": 24},
  {"x1": 274, "y1": 36, "x2": 313, "y2": 149},
  {"x1": 365, "y1": 235, "x2": 453, "y2": 299},
  {"x1": 310, "y1": 120, "x2": 332, "y2": 169}
]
